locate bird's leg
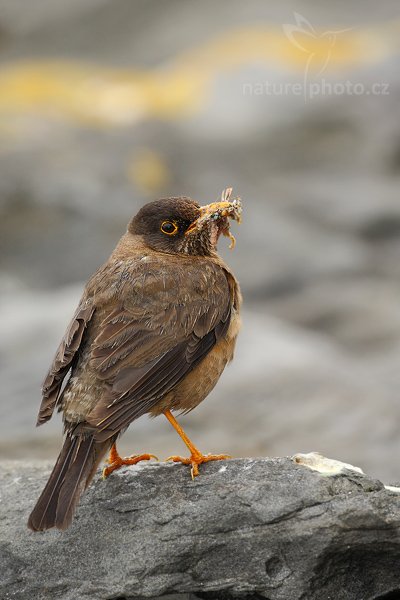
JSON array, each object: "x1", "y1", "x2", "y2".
[
  {"x1": 102, "y1": 443, "x2": 158, "y2": 478},
  {"x1": 164, "y1": 410, "x2": 230, "y2": 479}
]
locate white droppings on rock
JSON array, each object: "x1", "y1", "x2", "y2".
[
  {"x1": 384, "y1": 485, "x2": 400, "y2": 493},
  {"x1": 218, "y1": 465, "x2": 227, "y2": 473},
  {"x1": 292, "y1": 452, "x2": 364, "y2": 476}
]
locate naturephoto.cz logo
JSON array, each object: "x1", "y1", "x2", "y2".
[{"x1": 243, "y1": 13, "x2": 390, "y2": 101}]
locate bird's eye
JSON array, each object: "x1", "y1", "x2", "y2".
[{"x1": 160, "y1": 220, "x2": 178, "y2": 235}]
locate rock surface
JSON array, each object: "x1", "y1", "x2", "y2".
[{"x1": 1, "y1": 457, "x2": 400, "y2": 600}]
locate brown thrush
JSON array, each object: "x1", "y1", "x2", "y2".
[{"x1": 28, "y1": 188, "x2": 242, "y2": 531}]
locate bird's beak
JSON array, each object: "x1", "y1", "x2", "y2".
[
  {"x1": 185, "y1": 201, "x2": 234, "y2": 234},
  {"x1": 184, "y1": 188, "x2": 242, "y2": 249}
]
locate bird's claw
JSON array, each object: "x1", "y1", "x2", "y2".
[
  {"x1": 102, "y1": 453, "x2": 158, "y2": 479},
  {"x1": 166, "y1": 452, "x2": 231, "y2": 480}
]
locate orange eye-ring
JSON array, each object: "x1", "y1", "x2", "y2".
[{"x1": 160, "y1": 220, "x2": 178, "y2": 235}]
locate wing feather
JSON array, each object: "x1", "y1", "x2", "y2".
[{"x1": 37, "y1": 303, "x2": 95, "y2": 425}]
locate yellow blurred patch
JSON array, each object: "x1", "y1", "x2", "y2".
[
  {"x1": 128, "y1": 150, "x2": 171, "y2": 195},
  {"x1": 0, "y1": 21, "x2": 396, "y2": 127}
]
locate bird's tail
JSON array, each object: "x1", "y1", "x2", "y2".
[{"x1": 28, "y1": 434, "x2": 109, "y2": 531}]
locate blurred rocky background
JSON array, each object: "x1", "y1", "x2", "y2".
[{"x1": 1, "y1": 0, "x2": 400, "y2": 481}]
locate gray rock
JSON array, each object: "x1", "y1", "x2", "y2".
[{"x1": 1, "y1": 457, "x2": 400, "y2": 600}]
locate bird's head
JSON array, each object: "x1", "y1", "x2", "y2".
[{"x1": 128, "y1": 188, "x2": 242, "y2": 256}]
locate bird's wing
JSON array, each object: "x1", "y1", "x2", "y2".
[
  {"x1": 37, "y1": 302, "x2": 95, "y2": 426},
  {"x1": 86, "y1": 260, "x2": 232, "y2": 441}
]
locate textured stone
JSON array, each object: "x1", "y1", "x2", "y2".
[{"x1": 1, "y1": 457, "x2": 400, "y2": 600}]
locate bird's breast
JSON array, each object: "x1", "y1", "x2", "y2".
[{"x1": 150, "y1": 308, "x2": 241, "y2": 416}]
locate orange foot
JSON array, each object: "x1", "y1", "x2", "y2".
[
  {"x1": 102, "y1": 443, "x2": 158, "y2": 478},
  {"x1": 167, "y1": 450, "x2": 231, "y2": 479}
]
